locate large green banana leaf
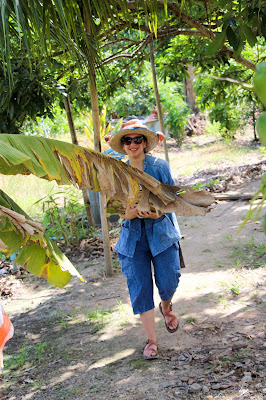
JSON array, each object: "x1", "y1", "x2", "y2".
[
  {"x1": 0, "y1": 189, "x2": 85, "y2": 288},
  {"x1": 0, "y1": 134, "x2": 215, "y2": 216}
]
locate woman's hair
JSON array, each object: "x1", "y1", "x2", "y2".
[{"x1": 144, "y1": 137, "x2": 147, "y2": 153}]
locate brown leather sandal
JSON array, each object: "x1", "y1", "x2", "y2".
[
  {"x1": 159, "y1": 302, "x2": 179, "y2": 333},
  {"x1": 143, "y1": 339, "x2": 159, "y2": 359}
]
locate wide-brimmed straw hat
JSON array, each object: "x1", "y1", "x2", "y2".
[{"x1": 107, "y1": 119, "x2": 162, "y2": 155}]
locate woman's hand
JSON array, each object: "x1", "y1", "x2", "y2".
[
  {"x1": 136, "y1": 210, "x2": 162, "y2": 220},
  {"x1": 121, "y1": 207, "x2": 162, "y2": 220},
  {"x1": 123, "y1": 206, "x2": 139, "y2": 220}
]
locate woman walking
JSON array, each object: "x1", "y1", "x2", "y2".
[{"x1": 107, "y1": 119, "x2": 182, "y2": 359}]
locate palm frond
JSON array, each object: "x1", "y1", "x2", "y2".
[
  {"x1": 0, "y1": 134, "x2": 215, "y2": 216},
  {"x1": 1, "y1": 0, "x2": 161, "y2": 81}
]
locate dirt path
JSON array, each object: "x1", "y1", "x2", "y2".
[{"x1": 1, "y1": 178, "x2": 265, "y2": 400}]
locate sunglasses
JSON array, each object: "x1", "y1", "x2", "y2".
[{"x1": 121, "y1": 135, "x2": 146, "y2": 145}]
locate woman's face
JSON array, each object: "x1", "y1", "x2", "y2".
[{"x1": 122, "y1": 134, "x2": 147, "y2": 158}]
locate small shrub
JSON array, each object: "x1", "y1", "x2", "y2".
[
  {"x1": 205, "y1": 120, "x2": 227, "y2": 137},
  {"x1": 185, "y1": 317, "x2": 196, "y2": 324},
  {"x1": 230, "y1": 284, "x2": 240, "y2": 296},
  {"x1": 161, "y1": 88, "x2": 190, "y2": 146},
  {"x1": 208, "y1": 103, "x2": 242, "y2": 139},
  {"x1": 38, "y1": 187, "x2": 94, "y2": 244}
]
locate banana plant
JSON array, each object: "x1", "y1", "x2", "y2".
[
  {"x1": 83, "y1": 106, "x2": 123, "y2": 151},
  {"x1": 239, "y1": 63, "x2": 266, "y2": 234}
]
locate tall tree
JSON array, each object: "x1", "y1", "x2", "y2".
[
  {"x1": 84, "y1": 12, "x2": 113, "y2": 276},
  {"x1": 0, "y1": 0, "x2": 162, "y2": 278},
  {"x1": 2, "y1": 1, "x2": 265, "y2": 131}
]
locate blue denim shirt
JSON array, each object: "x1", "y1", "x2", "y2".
[{"x1": 115, "y1": 155, "x2": 181, "y2": 258}]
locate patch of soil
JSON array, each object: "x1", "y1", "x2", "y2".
[
  {"x1": 1, "y1": 167, "x2": 265, "y2": 399},
  {"x1": 174, "y1": 160, "x2": 265, "y2": 192}
]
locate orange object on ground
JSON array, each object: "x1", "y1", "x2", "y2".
[{"x1": 0, "y1": 304, "x2": 14, "y2": 371}]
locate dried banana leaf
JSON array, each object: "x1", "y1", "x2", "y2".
[{"x1": 0, "y1": 134, "x2": 215, "y2": 216}]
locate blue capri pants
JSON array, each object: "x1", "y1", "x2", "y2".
[{"x1": 118, "y1": 225, "x2": 181, "y2": 315}]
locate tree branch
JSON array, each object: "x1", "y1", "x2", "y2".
[
  {"x1": 124, "y1": 0, "x2": 256, "y2": 71},
  {"x1": 99, "y1": 26, "x2": 203, "y2": 65},
  {"x1": 101, "y1": 33, "x2": 153, "y2": 65},
  {"x1": 202, "y1": 74, "x2": 254, "y2": 89},
  {"x1": 100, "y1": 37, "x2": 140, "y2": 49}
]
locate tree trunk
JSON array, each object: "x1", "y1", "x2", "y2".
[
  {"x1": 85, "y1": 14, "x2": 113, "y2": 277},
  {"x1": 64, "y1": 96, "x2": 78, "y2": 145},
  {"x1": 214, "y1": 193, "x2": 263, "y2": 201},
  {"x1": 82, "y1": 189, "x2": 95, "y2": 227},
  {"x1": 63, "y1": 95, "x2": 95, "y2": 227},
  {"x1": 149, "y1": 39, "x2": 169, "y2": 163},
  {"x1": 184, "y1": 64, "x2": 197, "y2": 112},
  {"x1": 252, "y1": 104, "x2": 258, "y2": 142}
]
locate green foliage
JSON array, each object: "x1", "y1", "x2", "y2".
[
  {"x1": 23, "y1": 107, "x2": 71, "y2": 138},
  {"x1": 157, "y1": 34, "x2": 232, "y2": 82},
  {"x1": 159, "y1": 82, "x2": 190, "y2": 146},
  {"x1": 205, "y1": 120, "x2": 226, "y2": 137},
  {"x1": 230, "y1": 283, "x2": 240, "y2": 296},
  {"x1": 192, "y1": 179, "x2": 220, "y2": 190},
  {"x1": 253, "y1": 62, "x2": 266, "y2": 106},
  {"x1": 39, "y1": 188, "x2": 94, "y2": 244},
  {"x1": 239, "y1": 173, "x2": 266, "y2": 234},
  {"x1": 1, "y1": 0, "x2": 266, "y2": 139},
  {"x1": 83, "y1": 105, "x2": 111, "y2": 142},
  {"x1": 0, "y1": 60, "x2": 63, "y2": 134},
  {"x1": 256, "y1": 113, "x2": 266, "y2": 146},
  {"x1": 53, "y1": 309, "x2": 76, "y2": 329},
  {"x1": 34, "y1": 343, "x2": 47, "y2": 364},
  {"x1": 0, "y1": 187, "x2": 84, "y2": 288},
  {"x1": 6, "y1": 346, "x2": 28, "y2": 369},
  {"x1": 106, "y1": 72, "x2": 156, "y2": 117},
  {"x1": 103, "y1": 64, "x2": 190, "y2": 146},
  {"x1": 230, "y1": 237, "x2": 265, "y2": 269},
  {"x1": 185, "y1": 317, "x2": 196, "y2": 324},
  {"x1": 82, "y1": 105, "x2": 123, "y2": 150},
  {"x1": 0, "y1": 174, "x2": 59, "y2": 218},
  {"x1": 83, "y1": 308, "x2": 112, "y2": 331},
  {"x1": 208, "y1": 103, "x2": 242, "y2": 137},
  {"x1": 195, "y1": 65, "x2": 257, "y2": 137},
  {"x1": 155, "y1": 29, "x2": 265, "y2": 142},
  {"x1": 156, "y1": 1, "x2": 266, "y2": 67},
  {"x1": 204, "y1": 2, "x2": 265, "y2": 57},
  {"x1": 1, "y1": 1, "x2": 161, "y2": 83},
  {"x1": 156, "y1": 36, "x2": 266, "y2": 141},
  {"x1": 253, "y1": 63, "x2": 266, "y2": 146},
  {"x1": 0, "y1": 250, "x2": 7, "y2": 261},
  {"x1": 4, "y1": 341, "x2": 47, "y2": 370}
]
